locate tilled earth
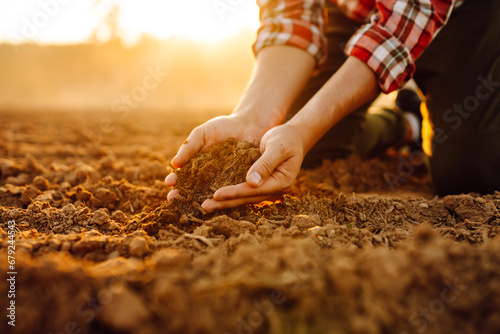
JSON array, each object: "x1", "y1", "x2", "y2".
[{"x1": 1, "y1": 109, "x2": 499, "y2": 334}]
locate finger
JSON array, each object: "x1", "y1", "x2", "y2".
[
  {"x1": 213, "y1": 176, "x2": 293, "y2": 201},
  {"x1": 246, "y1": 142, "x2": 286, "y2": 187},
  {"x1": 171, "y1": 127, "x2": 205, "y2": 168},
  {"x1": 167, "y1": 189, "x2": 180, "y2": 200},
  {"x1": 213, "y1": 183, "x2": 263, "y2": 200},
  {"x1": 164, "y1": 173, "x2": 177, "y2": 186},
  {"x1": 201, "y1": 194, "x2": 282, "y2": 213}
]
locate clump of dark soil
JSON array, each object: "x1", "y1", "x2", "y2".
[
  {"x1": 137, "y1": 139, "x2": 261, "y2": 232},
  {"x1": 174, "y1": 138, "x2": 260, "y2": 212}
]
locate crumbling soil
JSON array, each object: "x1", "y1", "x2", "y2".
[
  {"x1": 175, "y1": 138, "x2": 260, "y2": 204},
  {"x1": 160, "y1": 138, "x2": 260, "y2": 217},
  {"x1": 1, "y1": 109, "x2": 499, "y2": 334}
]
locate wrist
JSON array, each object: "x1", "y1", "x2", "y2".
[
  {"x1": 232, "y1": 104, "x2": 285, "y2": 132},
  {"x1": 231, "y1": 45, "x2": 315, "y2": 133},
  {"x1": 285, "y1": 118, "x2": 319, "y2": 156},
  {"x1": 286, "y1": 57, "x2": 380, "y2": 154}
]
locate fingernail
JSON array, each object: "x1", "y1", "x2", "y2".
[
  {"x1": 201, "y1": 202, "x2": 212, "y2": 213},
  {"x1": 171, "y1": 157, "x2": 181, "y2": 169},
  {"x1": 248, "y1": 172, "x2": 262, "y2": 186}
]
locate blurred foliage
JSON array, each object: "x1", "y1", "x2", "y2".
[{"x1": 89, "y1": 0, "x2": 122, "y2": 44}]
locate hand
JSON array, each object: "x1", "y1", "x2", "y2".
[
  {"x1": 201, "y1": 123, "x2": 305, "y2": 212},
  {"x1": 165, "y1": 114, "x2": 269, "y2": 198}
]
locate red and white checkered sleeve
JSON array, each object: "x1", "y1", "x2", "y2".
[
  {"x1": 253, "y1": 0, "x2": 327, "y2": 67},
  {"x1": 345, "y1": 0, "x2": 455, "y2": 93}
]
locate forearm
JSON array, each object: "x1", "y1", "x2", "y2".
[
  {"x1": 288, "y1": 56, "x2": 380, "y2": 153},
  {"x1": 233, "y1": 45, "x2": 315, "y2": 130}
]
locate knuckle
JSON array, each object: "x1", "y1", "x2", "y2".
[{"x1": 259, "y1": 159, "x2": 275, "y2": 175}]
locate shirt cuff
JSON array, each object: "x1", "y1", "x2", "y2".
[
  {"x1": 253, "y1": 17, "x2": 327, "y2": 68},
  {"x1": 345, "y1": 23, "x2": 415, "y2": 93}
]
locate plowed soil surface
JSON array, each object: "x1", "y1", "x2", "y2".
[{"x1": 1, "y1": 109, "x2": 499, "y2": 334}]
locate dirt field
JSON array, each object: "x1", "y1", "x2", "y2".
[{"x1": 1, "y1": 109, "x2": 499, "y2": 334}]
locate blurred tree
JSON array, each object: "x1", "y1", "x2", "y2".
[{"x1": 88, "y1": 0, "x2": 122, "y2": 44}]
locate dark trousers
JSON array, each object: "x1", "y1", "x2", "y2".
[{"x1": 288, "y1": 0, "x2": 500, "y2": 195}]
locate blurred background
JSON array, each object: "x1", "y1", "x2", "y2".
[{"x1": 0, "y1": 0, "x2": 260, "y2": 112}]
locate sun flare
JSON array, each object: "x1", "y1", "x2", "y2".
[
  {"x1": 0, "y1": 0, "x2": 260, "y2": 44},
  {"x1": 120, "y1": 0, "x2": 260, "y2": 43}
]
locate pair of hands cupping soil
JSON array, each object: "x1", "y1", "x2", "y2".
[{"x1": 165, "y1": 115, "x2": 302, "y2": 213}]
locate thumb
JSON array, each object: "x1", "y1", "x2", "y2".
[{"x1": 246, "y1": 142, "x2": 284, "y2": 187}]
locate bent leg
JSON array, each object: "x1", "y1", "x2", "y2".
[{"x1": 414, "y1": 0, "x2": 500, "y2": 194}]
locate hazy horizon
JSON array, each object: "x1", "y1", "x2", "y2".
[{"x1": 0, "y1": 30, "x2": 257, "y2": 113}]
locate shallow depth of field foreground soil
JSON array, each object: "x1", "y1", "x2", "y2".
[{"x1": 1, "y1": 109, "x2": 500, "y2": 334}]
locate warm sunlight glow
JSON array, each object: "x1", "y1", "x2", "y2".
[
  {"x1": 0, "y1": 0, "x2": 260, "y2": 44},
  {"x1": 120, "y1": 0, "x2": 260, "y2": 43}
]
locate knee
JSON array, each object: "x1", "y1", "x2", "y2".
[{"x1": 428, "y1": 139, "x2": 500, "y2": 195}]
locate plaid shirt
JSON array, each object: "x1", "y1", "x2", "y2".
[{"x1": 253, "y1": 0, "x2": 464, "y2": 93}]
